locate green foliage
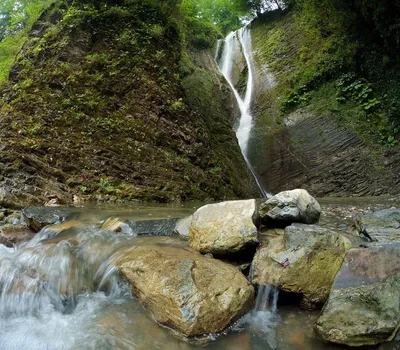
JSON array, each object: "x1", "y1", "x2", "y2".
[
  {"x1": 169, "y1": 98, "x2": 184, "y2": 111},
  {"x1": 179, "y1": 0, "x2": 250, "y2": 35},
  {"x1": 207, "y1": 166, "x2": 222, "y2": 176},
  {"x1": 335, "y1": 73, "x2": 398, "y2": 148},
  {"x1": 282, "y1": 86, "x2": 311, "y2": 110},
  {"x1": 99, "y1": 178, "x2": 118, "y2": 193},
  {"x1": 0, "y1": 0, "x2": 54, "y2": 84}
]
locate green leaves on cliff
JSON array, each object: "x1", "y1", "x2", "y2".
[{"x1": 0, "y1": 0, "x2": 53, "y2": 84}]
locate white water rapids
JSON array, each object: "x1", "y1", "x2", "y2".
[{"x1": 216, "y1": 27, "x2": 269, "y2": 198}]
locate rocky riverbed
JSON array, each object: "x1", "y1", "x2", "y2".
[{"x1": 0, "y1": 192, "x2": 400, "y2": 349}]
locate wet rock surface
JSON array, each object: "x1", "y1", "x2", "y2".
[
  {"x1": 22, "y1": 207, "x2": 79, "y2": 232},
  {"x1": 252, "y1": 223, "x2": 351, "y2": 309},
  {"x1": 315, "y1": 243, "x2": 400, "y2": 346},
  {"x1": 130, "y1": 218, "x2": 180, "y2": 236},
  {"x1": 259, "y1": 189, "x2": 321, "y2": 226},
  {"x1": 115, "y1": 244, "x2": 254, "y2": 338},
  {"x1": 189, "y1": 200, "x2": 258, "y2": 255}
]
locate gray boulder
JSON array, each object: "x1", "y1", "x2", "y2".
[
  {"x1": 315, "y1": 243, "x2": 400, "y2": 346},
  {"x1": 259, "y1": 189, "x2": 321, "y2": 227},
  {"x1": 252, "y1": 223, "x2": 351, "y2": 309},
  {"x1": 354, "y1": 208, "x2": 400, "y2": 243},
  {"x1": 189, "y1": 200, "x2": 258, "y2": 255}
]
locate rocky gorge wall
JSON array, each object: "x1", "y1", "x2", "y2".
[
  {"x1": 0, "y1": 0, "x2": 257, "y2": 207},
  {"x1": 246, "y1": 11, "x2": 400, "y2": 197}
]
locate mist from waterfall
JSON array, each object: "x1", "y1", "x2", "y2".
[{"x1": 216, "y1": 27, "x2": 270, "y2": 198}]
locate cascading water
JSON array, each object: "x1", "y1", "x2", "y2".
[
  {"x1": 0, "y1": 213, "x2": 193, "y2": 350},
  {"x1": 217, "y1": 27, "x2": 270, "y2": 198},
  {"x1": 232, "y1": 273, "x2": 280, "y2": 349}
]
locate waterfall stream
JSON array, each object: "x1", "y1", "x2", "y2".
[{"x1": 216, "y1": 27, "x2": 270, "y2": 198}]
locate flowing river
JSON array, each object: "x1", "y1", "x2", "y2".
[{"x1": 0, "y1": 199, "x2": 400, "y2": 349}]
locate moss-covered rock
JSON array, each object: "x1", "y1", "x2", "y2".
[
  {"x1": 252, "y1": 223, "x2": 352, "y2": 309},
  {"x1": 315, "y1": 244, "x2": 400, "y2": 346}
]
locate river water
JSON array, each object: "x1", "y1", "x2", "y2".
[{"x1": 0, "y1": 199, "x2": 400, "y2": 349}]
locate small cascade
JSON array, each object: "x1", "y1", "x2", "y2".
[
  {"x1": 0, "y1": 223, "x2": 134, "y2": 349},
  {"x1": 216, "y1": 27, "x2": 270, "y2": 198},
  {"x1": 232, "y1": 283, "x2": 280, "y2": 349}
]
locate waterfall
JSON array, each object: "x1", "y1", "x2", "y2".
[
  {"x1": 232, "y1": 283, "x2": 280, "y2": 348},
  {"x1": 217, "y1": 27, "x2": 270, "y2": 198}
]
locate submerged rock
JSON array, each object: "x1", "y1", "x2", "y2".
[
  {"x1": 101, "y1": 217, "x2": 134, "y2": 235},
  {"x1": 39, "y1": 220, "x2": 89, "y2": 246},
  {"x1": 101, "y1": 217, "x2": 180, "y2": 236},
  {"x1": 22, "y1": 207, "x2": 78, "y2": 232},
  {"x1": 259, "y1": 189, "x2": 321, "y2": 227},
  {"x1": 315, "y1": 244, "x2": 400, "y2": 346},
  {"x1": 354, "y1": 208, "x2": 400, "y2": 243},
  {"x1": 252, "y1": 223, "x2": 351, "y2": 309},
  {"x1": 115, "y1": 245, "x2": 254, "y2": 337},
  {"x1": 130, "y1": 218, "x2": 180, "y2": 236},
  {"x1": 189, "y1": 200, "x2": 258, "y2": 255},
  {"x1": 173, "y1": 215, "x2": 193, "y2": 240}
]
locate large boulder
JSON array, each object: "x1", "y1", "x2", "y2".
[
  {"x1": 115, "y1": 244, "x2": 254, "y2": 337},
  {"x1": 252, "y1": 223, "x2": 351, "y2": 309},
  {"x1": 259, "y1": 189, "x2": 321, "y2": 227},
  {"x1": 354, "y1": 208, "x2": 400, "y2": 243},
  {"x1": 315, "y1": 244, "x2": 400, "y2": 346},
  {"x1": 188, "y1": 200, "x2": 258, "y2": 255}
]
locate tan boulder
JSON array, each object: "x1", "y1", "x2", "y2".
[
  {"x1": 189, "y1": 200, "x2": 258, "y2": 255},
  {"x1": 115, "y1": 244, "x2": 254, "y2": 337}
]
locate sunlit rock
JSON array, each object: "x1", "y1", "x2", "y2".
[
  {"x1": 252, "y1": 223, "x2": 351, "y2": 309},
  {"x1": 259, "y1": 189, "x2": 321, "y2": 227},
  {"x1": 101, "y1": 217, "x2": 133, "y2": 235},
  {"x1": 315, "y1": 244, "x2": 400, "y2": 346},
  {"x1": 173, "y1": 215, "x2": 193, "y2": 240},
  {"x1": 115, "y1": 245, "x2": 254, "y2": 337},
  {"x1": 188, "y1": 200, "x2": 258, "y2": 255}
]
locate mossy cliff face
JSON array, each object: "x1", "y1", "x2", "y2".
[
  {"x1": 0, "y1": 0, "x2": 256, "y2": 205},
  {"x1": 247, "y1": 11, "x2": 400, "y2": 197}
]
